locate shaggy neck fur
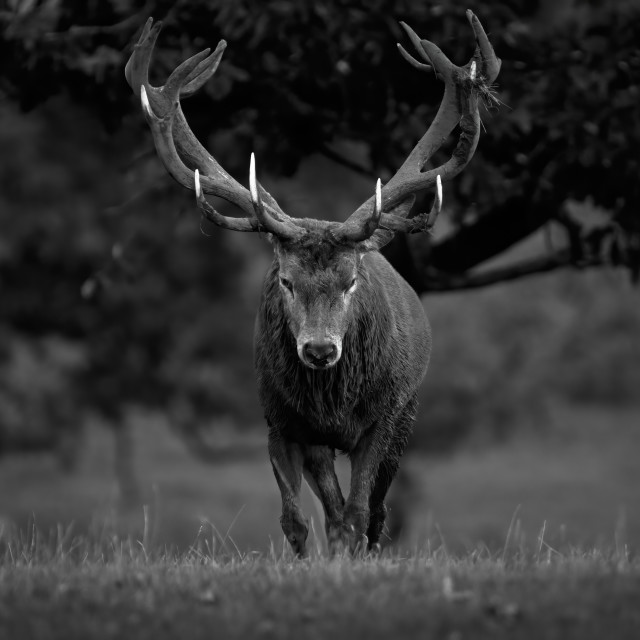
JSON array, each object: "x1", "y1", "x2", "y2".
[{"x1": 256, "y1": 256, "x2": 392, "y2": 432}]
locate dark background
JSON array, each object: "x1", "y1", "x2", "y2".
[{"x1": 0, "y1": 0, "x2": 638, "y2": 553}]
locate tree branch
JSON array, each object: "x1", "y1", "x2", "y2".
[
  {"x1": 416, "y1": 249, "x2": 606, "y2": 292},
  {"x1": 42, "y1": 2, "x2": 153, "y2": 41},
  {"x1": 319, "y1": 144, "x2": 375, "y2": 178},
  {"x1": 429, "y1": 195, "x2": 556, "y2": 273}
]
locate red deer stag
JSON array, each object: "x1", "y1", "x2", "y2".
[{"x1": 125, "y1": 10, "x2": 500, "y2": 555}]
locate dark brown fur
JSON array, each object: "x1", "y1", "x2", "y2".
[{"x1": 254, "y1": 239, "x2": 431, "y2": 554}]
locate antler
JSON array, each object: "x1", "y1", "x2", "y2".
[
  {"x1": 381, "y1": 175, "x2": 443, "y2": 235},
  {"x1": 126, "y1": 18, "x2": 304, "y2": 240},
  {"x1": 332, "y1": 9, "x2": 501, "y2": 246},
  {"x1": 126, "y1": 12, "x2": 499, "y2": 248}
]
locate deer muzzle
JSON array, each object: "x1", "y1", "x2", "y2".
[{"x1": 298, "y1": 338, "x2": 341, "y2": 370}]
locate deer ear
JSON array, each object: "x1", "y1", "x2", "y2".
[{"x1": 359, "y1": 196, "x2": 416, "y2": 252}]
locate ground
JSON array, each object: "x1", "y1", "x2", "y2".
[{"x1": 1, "y1": 551, "x2": 640, "y2": 639}]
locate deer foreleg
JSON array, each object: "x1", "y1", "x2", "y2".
[
  {"x1": 332, "y1": 426, "x2": 389, "y2": 554},
  {"x1": 302, "y1": 445, "x2": 345, "y2": 545},
  {"x1": 268, "y1": 428, "x2": 308, "y2": 556}
]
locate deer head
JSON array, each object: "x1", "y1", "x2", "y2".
[{"x1": 125, "y1": 11, "x2": 500, "y2": 369}]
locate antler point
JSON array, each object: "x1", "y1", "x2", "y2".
[
  {"x1": 194, "y1": 169, "x2": 201, "y2": 198},
  {"x1": 249, "y1": 153, "x2": 258, "y2": 204},
  {"x1": 149, "y1": 19, "x2": 162, "y2": 36},
  {"x1": 140, "y1": 85, "x2": 151, "y2": 116},
  {"x1": 375, "y1": 178, "x2": 382, "y2": 217}
]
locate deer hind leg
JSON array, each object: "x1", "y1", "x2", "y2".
[
  {"x1": 301, "y1": 445, "x2": 345, "y2": 550},
  {"x1": 367, "y1": 396, "x2": 417, "y2": 549},
  {"x1": 268, "y1": 428, "x2": 308, "y2": 556},
  {"x1": 367, "y1": 396, "x2": 418, "y2": 549}
]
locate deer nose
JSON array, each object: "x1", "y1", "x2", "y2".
[{"x1": 303, "y1": 340, "x2": 338, "y2": 367}]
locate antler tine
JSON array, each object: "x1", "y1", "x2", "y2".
[
  {"x1": 428, "y1": 173, "x2": 444, "y2": 227},
  {"x1": 163, "y1": 47, "x2": 214, "y2": 99},
  {"x1": 466, "y1": 9, "x2": 502, "y2": 81},
  {"x1": 126, "y1": 18, "x2": 294, "y2": 229},
  {"x1": 124, "y1": 17, "x2": 162, "y2": 96},
  {"x1": 397, "y1": 42, "x2": 432, "y2": 72},
  {"x1": 181, "y1": 40, "x2": 226, "y2": 97},
  {"x1": 250, "y1": 154, "x2": 306, "y2": 240},
  {"x1": 338, "y1": 10, "x2": 500, "y2": 248}
]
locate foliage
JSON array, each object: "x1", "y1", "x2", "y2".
[
  {"x1": 2, "y1": 0, "x2": 638, "y2": 275},
  {"x1": 417, "y1": 266, "x2": 640, "y2": 451},
  {"x1": 0, "y1": 101, "x2": 257, "y2": 459}
]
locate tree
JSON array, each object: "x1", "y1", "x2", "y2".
[
  {"x1": 2, "y1": 0, "x2": 637, "y2": 288},
  {"x1": 0, "y1": 0, "x2": 638, "y2": 460}
]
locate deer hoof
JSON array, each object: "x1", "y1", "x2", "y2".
[
  {"x1": 353, "y1": 535, "x2": 370, "y2": 558},
  {"x1": 287, "y1": 533, "x2": 308, "y2": 557},
  {"x1": 328, "y1": 523, "x2": 369, "y2": 557},
  {"x1": 282, "y1": 514, "x2": 309, "y2": 557}
]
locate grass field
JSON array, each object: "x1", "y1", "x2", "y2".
[
  {"x1": 2, "y1": 402, "x2": 640, "y2": 638},
  {"x1": 2, "y1": 542, "x2": 640, "y2": 639}
]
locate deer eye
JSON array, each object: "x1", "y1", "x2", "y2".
[
  {"x1": 346, "y1": 278, "x2": 357, "y2": 293},
  {"x1": 279, "y1": 276, "x2": 294, "y2": 293}
]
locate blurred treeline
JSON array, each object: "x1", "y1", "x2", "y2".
[{"x1": 0, "y1": 0, "x2": 639, "y2": 472}]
